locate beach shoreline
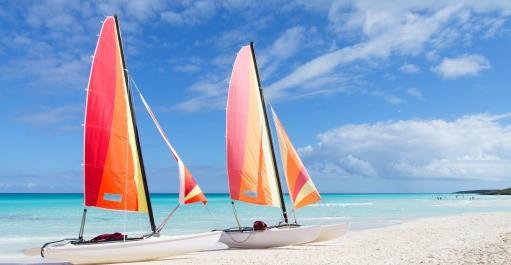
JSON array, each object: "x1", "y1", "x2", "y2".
[
  {"x1": 6, "y1": 212, "x2": 511, "y2": 264},
  {"x1": 121, "y1": 212, "x2": 511, "y2": 265}
]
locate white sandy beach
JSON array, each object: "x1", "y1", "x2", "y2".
[{"x1": 114, "y1": 212, "x2": 511, "y2": 265}]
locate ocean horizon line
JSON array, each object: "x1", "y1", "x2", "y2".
[{"x1": 0, "y1": 192, "x2": 464, "y2": 195}]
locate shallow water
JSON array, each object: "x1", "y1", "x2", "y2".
[{"x1": 1, "y1": 193, "x2": 510, "y2": 260}]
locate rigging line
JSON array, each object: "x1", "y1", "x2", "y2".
[
  {"x1": 291, "y1": 207, "x2": 298, "y2": 224},
  {"x1": 156, "y1": 204, "x2": 180, "y2": 234},
  {"x1": 131, "y1": 76, "x2": 187, "y2": 234},
  {"x1": 122, "y1": 76, "x2": 132, "y2": 242},
  {"x1": 286, "y1": 189, "x2": 299, "y2": 224},
  {"x1": 231, "y1": 201, "x2": 242, "y2": 230},
  {"x1": 130, "y1": 76, "x2": 180, "y2": 158},
  {"x1": 130, "y1": 76, "x2": 142, "y2": 94},
  {"x1": 204, "y1": 204, "x2": 220, "y2": 229}
]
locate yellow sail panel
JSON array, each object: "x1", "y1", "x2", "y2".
[
  {"x1": 226, "y1": 45, "x2": 281, "y2": 207},
  {"x1": 123, "y1": 62, "x2": 148, "y2": 213},
  {"x1": 84, "y1": 16, "x2": 148, "y2": 212},
  {"x1": 271, "y1": 108, "x2": 320, "y2": 209}
]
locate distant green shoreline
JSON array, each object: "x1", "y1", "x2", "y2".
[{"x1": 454, "y1": 188, "x2": 511, "y2": 195}]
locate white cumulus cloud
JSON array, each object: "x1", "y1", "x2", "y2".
[
  {"x1": 432, "y1": 54, "x2": 491, "y2": 78},
  {"x1": 302, "y1": 113, "x2": 511, "y2": 182}
]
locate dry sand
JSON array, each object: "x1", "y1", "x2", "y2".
[{"x1": 123, "y1": 212, "x2": 511, "y2": 265}]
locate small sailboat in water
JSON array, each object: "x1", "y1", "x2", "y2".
[
  {"x1": 30, "y1": 15, "x2": 220, "y2": 264},
  {"x1": 219, "y1": 43, "x2": 346, "y2": 249}
]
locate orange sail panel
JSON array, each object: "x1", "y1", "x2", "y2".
[
  {"x1": 138, "y1": 92, "x2": 207, "y2": 205},
  {"x1": 271, "y1": 108, "x2": 320, "y2": 209},
  {"x1": 83, "y1": 16, "x2": 148, "y2": 212},
  {"x1": 226, "y1": 45, "x2": 281, "y2": 207}
]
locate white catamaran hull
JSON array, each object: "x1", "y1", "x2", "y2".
[
  {"x1": 312, "y1": 223, "x2": 349, "y2": 243},
  {"x1": 219, "y1": 225, "x2": 321, "y2": 249},
  {"x1": 43, "y1": 231, "x2": 221, "y2": 265}
]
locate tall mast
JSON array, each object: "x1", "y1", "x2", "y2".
[
  {"x1": 113, "y1": 15, "x2": 156, "y2": 233},
  {"x1": 249, "y1": 42, "x2": 289, "y2": 223}
]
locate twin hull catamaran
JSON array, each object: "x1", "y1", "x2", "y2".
[
  {"x1": 37, "y1": 16, "x2": 220, "y2": 264},
  {"x1": 219, "y1": 43, "x2": 348, "y2": 248}
]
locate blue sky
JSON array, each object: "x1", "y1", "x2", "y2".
[{"x1": 1, "y1": 1, "x2": 511, "y2": 193}]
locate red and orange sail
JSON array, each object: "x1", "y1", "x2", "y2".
[
  {"x1": 138, "y1": 93, "x2": 206, "y2": 205},
  {"x1": 271, "y1": 108, "x2": 320, "y2": 209},
  {"x1": 83, "y1": 16, "x2": 148, "y2": 212},
  {"x1": 226, "y1": 45, "x2": 281, "y2": 207}
]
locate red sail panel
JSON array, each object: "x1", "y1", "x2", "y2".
[
  {"x1": 180, "y1": 165, "x2": 207, "y2": 204},
  {"x1": 226, "y1": 45, "x2": 281, "y2": 207},
  {"x1": 271, "y1": 108, "x2": 320, "y2": 209},
  {"x1": 138, "y1": 93, "x2": 206, "y2": 205},
  {"x1": 83, "y1": 16, "x2": 148, "y2": 212}
]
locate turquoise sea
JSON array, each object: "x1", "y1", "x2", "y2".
[{"x1": 1, "y1": 193, "x2": 511, "y2": 261}]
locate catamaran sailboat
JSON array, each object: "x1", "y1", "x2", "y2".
[
  {"x1": 28, "y1": 15, "x2": 221, "y2": 264},
  {"x1": 218, "y1": 43, "x2": 347, "y2": 249},
  {"x1": 219, "y1": 43, "x2": 320, "y2": 248}
]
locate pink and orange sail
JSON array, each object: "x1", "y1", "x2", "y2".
[
  {"x1": 226, "y1": 44, "x2": 320, "y2": 210},
  {"x1": 138, "y1": 93, "x2": 206, "y2": 205},
  {"x1": 226, "y1": 45, "x2": 281, "y2": 207},
  {"x1": 83, "y1": 16, "x2": 148, "y2": 212},
  {"x1": 84, "y1": 16, "x2": 206, "y2": 212},
  {"x1": 271, "y1": 108, "x2": 320, "y2": 209}
]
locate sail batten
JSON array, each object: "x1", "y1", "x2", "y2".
[
  {"x1": 271, "y1": 108, "x2": 321, "y2": 209},
  {"x1": 226, "y1": 45, "x2": 281, "y2": 207},
  {"x1": 83, "y1": 16, "x2": 149, "y2": 213}
]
